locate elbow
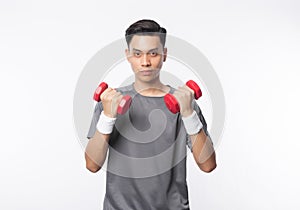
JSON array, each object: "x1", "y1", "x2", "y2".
[
  {"x1": 85, "y1": 152, "x2": 101, "y2": 173},
  {"x1": 196, "y1": 150, "x2": 217, "y2": 173},
  {"x1": 86, "y1": 164, "x2": 101, "y2": 173},
  {"x1": 200, "y1": 163, "x2": 217, "y2": 173}
]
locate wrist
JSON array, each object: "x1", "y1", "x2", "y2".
[
  {"x1": 96, "y1": 111, "x2": 117, "y2": 134},
  {"x1": 182, "y1": 110, "x2": 203, "y2": 135},
  {"x1": 103, "y1": 110, "x2": 116, "y2": 118},
  {"x1": 181, "y1": 108, "x2": 193, "y2": 118}
]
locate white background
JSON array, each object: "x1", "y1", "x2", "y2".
[{"x1": 1, "y1": 0, "x2": 299, "y2": 209}]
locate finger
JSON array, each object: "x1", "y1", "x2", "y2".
[
  {"x1": 100, "y1": 87, "x2": 114, "y2": 100},
  {"x1": 178, "y1": 86, "x2": 189, "y2": 94},
  {"x1": 178, "y1": 85, "x2": 192, "y2": 93},
  {"x1": 175, "y1": 89, "x2": 186, "y2": 97},
  {"x1": 184, "y1": 85, "x2": 195, "y2": 96},
  {"x1": 111, "y1": 92, "x2": 122, "y2": 102},
  {"x1": 114, "y1": 94, "x2": 124, "y2": 104},
  {"x1": 183, "y1": 85, "x2": 194, "y2": 91},
  {"x1": 176, "y1": 87, "x2": 185, "y2": 93},
  {"x1": 103, "y1": 89, "x2": 120, "y2": 101},
  {"x1": 108, "y1": 93, "x2": 122, "y2": 113},
  {"x1": 172, "y1": 90, "x2": 183, "y2": 102},
  {"x1": 178, "y1": 86, "x2": 194, "y2": 98}
]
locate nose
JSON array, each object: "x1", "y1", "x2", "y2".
[{"x1": 141, "y1": 54, "x2": 151, "y2": 67}]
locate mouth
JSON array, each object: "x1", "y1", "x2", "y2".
[
  {"x1": 140, "y1": 69, "x2": 153, "y2": 72},
  {"x1": 139, "y1": 70, "x2": 154, "y2": 76}
]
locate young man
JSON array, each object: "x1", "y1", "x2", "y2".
[{"x1": 85, "y1": 19, "x2": 216, "y2": 210}]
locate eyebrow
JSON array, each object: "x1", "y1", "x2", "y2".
[{"x1": 132, "y1": 48, "x2": 159, "y2": 52}]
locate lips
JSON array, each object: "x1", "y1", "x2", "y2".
[{"x1": 139, "y1": 70, "x2": 153, "y2": 76}]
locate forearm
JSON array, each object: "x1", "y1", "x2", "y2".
[
  {"x1": 85, "y1": 130, "x2": 110, "y2": 173},
  {"x1": 189, "y1": 129, "x2": 216, "y2": 172}
]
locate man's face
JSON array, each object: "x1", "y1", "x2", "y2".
[{"x1": 125, "y1": 35, "x2": 167, "y2": 83}]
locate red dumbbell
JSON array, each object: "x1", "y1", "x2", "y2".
[
  {"x1": 164, "y1": 80, "x2": 202, "y2": 114},
  {"x1": 93, "y1": 82, "x2": 132, "y2": 115}
]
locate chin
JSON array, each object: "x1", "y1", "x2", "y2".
[{"x1": 138, "y1": 77, "x2": 156, "y2": 83}]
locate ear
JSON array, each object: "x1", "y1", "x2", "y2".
[
  {"x1": 125, "y1": 49, "x2": 130, "y2": 62},
  {"x1": 163, "y1": 48, "x2": 167, "y2": 62}
]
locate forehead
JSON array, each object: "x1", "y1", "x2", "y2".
[{"x1": 129, "y1": 35, "x2": 162, "y2": 51}]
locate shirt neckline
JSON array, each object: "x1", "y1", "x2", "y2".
[{"x1": 131, "y1": 83, "x2": 172, "y2": 98}]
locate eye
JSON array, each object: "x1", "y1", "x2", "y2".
[
  {"x1": 134, "y1": 52, "x2": 141, "y2": 57},
  {"x1": 150, "y1": 51, "x2": 157, "y2": 56}
]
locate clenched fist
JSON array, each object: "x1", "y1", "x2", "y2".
[
  {"x1": 172, "y1": 85, "x2": 195, "y2": 117},
  {"x1": 100, "y1": 88, "x2": 123, "y2": 118}
]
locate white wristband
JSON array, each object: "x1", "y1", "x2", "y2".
[
  {"x1": 96, "y1": 111, "x2": 117, "y2": 134},
  {"x1": 182, "y1": 110, "x2": 203, "y2": 135}
]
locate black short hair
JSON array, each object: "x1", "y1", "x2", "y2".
[{"x1": 125, "y1": 19, "x2": 167, "y2": 47}]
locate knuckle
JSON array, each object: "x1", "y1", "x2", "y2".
[{"x1": 100, "y1": 93, "x2": 106, "y2": 101}]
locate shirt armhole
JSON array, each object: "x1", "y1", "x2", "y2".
[{"x1": 87, "y1": 102, "x2": 103, "y2": 139}]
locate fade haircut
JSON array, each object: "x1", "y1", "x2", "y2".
[{"x1": 125, "y1": 19, "x2": 167, "y2": 48}]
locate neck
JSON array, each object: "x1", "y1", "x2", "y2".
[{"x1": 133, "y1": 78, "x2": 169, "y2": 97}]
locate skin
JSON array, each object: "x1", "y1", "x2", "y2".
[
  {"x1": 85, "y1": 35, "x2": 216, "y2": 173},
  {"x1": 125, "y1": 35, "x2": 169, "y2": 97}
]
